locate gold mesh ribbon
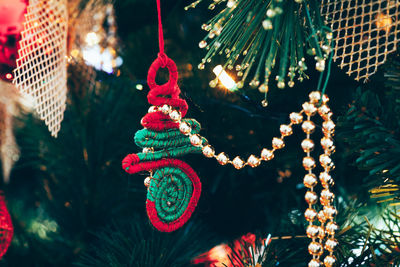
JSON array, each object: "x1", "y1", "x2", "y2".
[
  {"x1": 13, "y1": 0, "x2": 68, "y2": 137},
  {"x1": 321, "y1": 0, "x2": 400, "y2": 81}
]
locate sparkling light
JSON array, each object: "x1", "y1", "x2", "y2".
[
  {"x1": 70, "y1": 49, "x2": 80, "y2": 58},
  {"x1": 82, "y1": 45, "x2": 123, "y2": 74},
  {"x1": 85, "y1": 32, "x2": 100, "y2": 46},
  {"x1": 375, "y1": 13, "x2": 393, "y2": 33},
  {"x1": 213, "y1": 65, "x2": 237, "y2": 91},
  {"x1": 227, "y1": 0, "x2": 237, "y2": 8}
]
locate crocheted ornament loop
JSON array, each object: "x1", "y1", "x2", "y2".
[
  {"x1": 147, "y1": 55, "x2": 178, "y2": 91},
  {"x1": 146, "y1": 55, "x2": 188, "y2": 119}
]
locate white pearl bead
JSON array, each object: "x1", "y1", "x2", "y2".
[
  {"x1": 169, "y1": 110, "x2": 181, "y2": 121},
  {"x1": 161, "y1": 104, "x2": 171, "y2": 114}
]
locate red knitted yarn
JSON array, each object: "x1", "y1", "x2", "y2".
[
  {"x1": 141, "y1": 112, "x2": 179, "y2": 131},
  {"x1": 122, "y1": 153, "x2": 140, "y2": 173},
  {"x1": 123, "y1": 157, "x2": 201, "y2": 232},
  {"x1": 147, "y1": 56, "x2": 188, "y2": 118}
]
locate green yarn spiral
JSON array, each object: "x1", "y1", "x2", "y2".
[
  {"x1": 147, "y1": 167, "x2": 193, "y2": 222},
  {"x1": 134, "y1": 119, "x2": 205, "y2": 161}
]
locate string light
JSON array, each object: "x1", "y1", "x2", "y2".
[
  {"x1": 70, "y1": 49, "x2": 80, "y2": 58},
  {"x1": 78, "y1": 4, "x2": 122, "y2": 73},
  {"x1": 212, "y1": 65, "x2": 237, "y2": 91},
  {"x1": 188, "y1": 0, "x2": 332, "y2": 102}
]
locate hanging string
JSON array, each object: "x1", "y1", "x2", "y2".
[
  {"x1": 303, "y1": 3, "x2": 334, "y2": 104},
  {"x1": 156, "y1": 0, "x2": 167, "y2": 66},
  {"x1": 317, "y1": 38, "x2": 334, "y2": 105}
]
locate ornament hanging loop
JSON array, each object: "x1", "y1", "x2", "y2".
[
  {"x1": 156, "y1": 0, "x2": 165, "y2": 54},
  {"x1": 147, "y1": 55, "x2": 178, "y2": 90},
  {"x1": 157, "y1": 52, "x2": 168, "y2": 67}
]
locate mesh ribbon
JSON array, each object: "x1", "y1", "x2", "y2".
[
  {"x1": 13, "y1": 0, "x2": 68, "y2": 137},
  {"x1": 321, "y1": 0, "x2": 400, "y2": 81}
]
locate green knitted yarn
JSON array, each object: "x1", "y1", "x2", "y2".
[
  {"x1": 138, "y1": 146, "x2": 202, "y2": 161},
  {"x1": 135, "y1": 118, "x2": 205, "y2": 161},
  {"x1": 136, "y1": 129, "x2": 193, "y2": 148},
  {"x1": 135, "y1": 119, "x2": 201, "y2": 149},
  {"x1": 134, "y1": 118, "x2": 203, "y2": 224},
  {"x1": 147, "y1": 167, "x2": 193, "y2": 222}
]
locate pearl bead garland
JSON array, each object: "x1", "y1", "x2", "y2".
[
  {"x1": 147, "y1": 91, "x2": 338, "y2": 266},
  {"x1": 301, "y1": 92, "x2": 337, "y2": 267}
]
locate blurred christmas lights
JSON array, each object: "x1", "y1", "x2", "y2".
[{"x1": 85, "y1": 32, "x2": 100, "y2": 46}]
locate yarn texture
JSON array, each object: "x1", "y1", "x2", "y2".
[{"x1": 122, "y1": 55, "x2": 203, "y2": 232}]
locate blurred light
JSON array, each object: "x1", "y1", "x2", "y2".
[
  {"x1": 375, "y1": 13, "x2": 393, "y2": 33},
  {"x1": 85, "y1": 32, "x2": 100, "y2": 46},
  {"x1": 136, "y1": 84, "x2": 143, "y2": 90},
  {"x1": 213, "y1": 65, "x2": 237, "y2": 91},
  {"x1": 70, "y1": 49, "x2": 80, "y2": 58},
  {"x1": 265, "y1": 233, "x2": 272, "y2": 246},
  {"x1": 296, "y1": 183, "x2": 305, "y2": 189},
  {"x1": 227, "y1": 0, "x2": 237, "y2": 8},
  {"x1": 29, "y1": 217, "x2": 58, "y2": 240},
  {"x1": 82, "y1": 45, "x2": 123, "y2": 74},
  {"x1": 5, "y1": 73, "x2": 12, "y2": 80},
  {"x1": 206, "y1": 244, "x2": 231, "y2": 266},
  {"x1": 19, "y1": 93, "x2": 35, "y2": 111}
]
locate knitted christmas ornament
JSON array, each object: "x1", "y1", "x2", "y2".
[{"x1": 122, "y1": 0, "x2": 203, "y2": 232}]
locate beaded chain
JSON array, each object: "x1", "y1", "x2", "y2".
[{"x1": 144, "y1": 91, "x2": 338, "y2": 267}]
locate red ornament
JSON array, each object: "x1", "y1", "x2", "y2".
[
  {"x1": 193, "y1": 233, "x2": 257, "y2": 267},
  {"x1": 121, "y1": 0, "x2": 202, "y2": 232},
  {"x1": 0, "y1": 0, "x2": 27, "y2": 80},
  {"x1": 0, "y1": 194, "x2": 13, "y2": 258},
  {"x1": 121, "y1": 56, "x2": 202, "y2": 232}
]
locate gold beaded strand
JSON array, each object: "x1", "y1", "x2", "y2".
[
  {"x1": 304, "y1": 92, "x2": 338, "y2": 267},
  {"x1": 317, "y1": 96, "x2": 338, "y2": 267},
  {"x1": 302, "y1": 98, "x2": 323, "y2": 265}
]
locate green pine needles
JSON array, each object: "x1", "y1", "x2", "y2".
[
  {"x1": 187, "y1": 0, "x2": 332, "y2": 99},
  {"x1": 75, "y1": 219, "x2": 216, "y2": 267},
  {"x1": 339, "y1": 86, "x2": 400, "y2": 206}
]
